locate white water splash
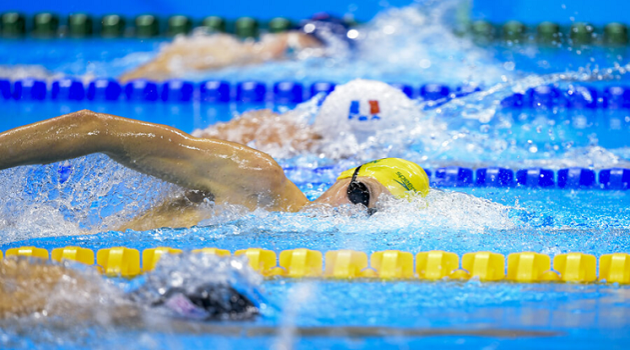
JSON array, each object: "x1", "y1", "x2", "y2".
[{"x1": 0, "y1": 154, "x2": 180, "y2": 243}]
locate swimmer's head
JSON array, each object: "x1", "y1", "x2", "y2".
[
  {"x1": 299, "y1": 13, "x2": 350, "y2": 44},
  {"x1": 337, "y1": 158, "x2": 430, "y2": 199}
]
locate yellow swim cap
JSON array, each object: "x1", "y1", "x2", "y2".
[{"x1": 337, "y1": 158, "x2": 430, "y2": 198}]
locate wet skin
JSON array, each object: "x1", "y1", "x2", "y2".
[{"x1": 0, "y1": 110, "x2": 391, "y2": 231}]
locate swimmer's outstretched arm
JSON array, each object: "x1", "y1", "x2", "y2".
[{"x1": 0, "y1": 110, "x2": 308, "y2": 211}]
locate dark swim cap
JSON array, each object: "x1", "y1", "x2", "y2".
[{"x1": 298, "y1": 13, "x2": 352, "y2": 47}]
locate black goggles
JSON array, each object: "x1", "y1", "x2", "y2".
[{"x1": 346, "y1": 166, "x2": 378, "y2": 216}]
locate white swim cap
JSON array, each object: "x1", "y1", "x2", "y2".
[{"x1": 313, "y1": 79, "x2": 422, "y2": 140}]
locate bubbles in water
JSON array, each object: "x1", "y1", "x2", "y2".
[{"x1": 0, "y1": 65, "x2": 59, "y2": 81}]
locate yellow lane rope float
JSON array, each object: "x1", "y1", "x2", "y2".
[{"x1": 3, "y1": 246, "x2": 630, "y2": 284}]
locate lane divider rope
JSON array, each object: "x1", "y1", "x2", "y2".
[
  {"x1": 2, "y1": 78, "x2": 630, "y2": 111},
  {"x1": 287, "y1": 166, "x2": 630, "y2": 190},
  {"x1": 1, "y1": 11, "x2": 627, "y2": 48},
  {"x1": 2, "y1": 246, "x2": 629, "y2": 284}
]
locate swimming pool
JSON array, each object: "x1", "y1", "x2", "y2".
[{"x1": 1, "y1": 2, "x2": 630, "y2": 349}]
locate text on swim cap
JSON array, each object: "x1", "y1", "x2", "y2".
[{"x1": 394, "y1": 171, "x2": 416, "y2": 192}]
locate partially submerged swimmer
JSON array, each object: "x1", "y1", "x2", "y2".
[
  {"x1": 193, "y1": 79, "x2": 423, "y2": 157},
  {"x1": 119, "y1": 31, "x2": 323, "y2": 82},
  {"x1": 0, "y1": 110, "x2": 429, "y2": 231},
  {"x1": 0, "y1": 254, "x2": 260, "y2": 321},
  {"x1": 119, "y1": 15, "x2": 352, "y2": 82}
]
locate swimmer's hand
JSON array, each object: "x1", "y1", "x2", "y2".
[{"x1": 0, "y1": 110, "x2": 308, "y2": 211}]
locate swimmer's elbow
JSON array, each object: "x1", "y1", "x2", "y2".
[
  {"x1": 253, "y1": 158, "x2": 288, "y2": 195},
  {"x1": 65, "y1": 109, "x2": 100, "y2": 125},
  {"x1": 268, "y1": 163, "x2": 288, "y2": 188},
  {"x1": 62, "y1": 110, "x2": 112, "y2": 151},
  {"x1": 265, "y1": 164, "x2": 307, "y2": 210},
  {"x1": 265, "y1": 162, "x2": 299, "y2": 199}
]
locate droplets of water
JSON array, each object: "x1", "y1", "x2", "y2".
[{"x1": 0, "y1": 154, "x2": 180, "y2": 243}]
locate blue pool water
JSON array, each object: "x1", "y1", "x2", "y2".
[{"x1": 1, "y1": 2, "x2": 630, "y2": 349}]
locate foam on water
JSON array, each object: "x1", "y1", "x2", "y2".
[
  {"x1": 201, "y1": 71, "x2": 630, "y2": 170},
  {"x1": 0, "y1": 154, "x2": 179, "y2": 243},
  {"x1": 194, "y1": 1, "x2": 509, "y2": 85}
]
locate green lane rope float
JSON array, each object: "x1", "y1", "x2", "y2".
[
  {"x1": 68, "y1": 13, "x2": 93, "y2": 38},
  {"x1": 1, "y1": 12, "x2": 26, "y2": 37},
  {"x1": 0, "y1": 11, "x2": 626, "y2": 46},
  {"x1": 537, "y1": 21, "x2": 561, "y2": 45},
  {"x1": 570, "y1": 22, "x2": 595, "y2": 45},
  {"x1": 101, "y1": 14, "x2": 126, "y2": 38},
  {"x1": 604, "y1": 22, "x2": 628, "y2": 46},
  {"x1": 235, "y1": 16, "x2": 259, "y2": 39},
  {"x1": 32, "y1": 12, "x2": 59, "y2": 38},
  {"x1": 201, "y1": 16, "x2": 226, "y2": 33},
  {"x1": 502, "y1": 20, "x2": 526, "y2": 43},
  {"x1": 135, "y1": 14, "x2": 160, "y2": 38},
  {"x1": 268, "y1": 17, "x2": 293, "y2": 33},
  {"x1": 167, "y1": 15, "x2": 193, "y2": 36}
]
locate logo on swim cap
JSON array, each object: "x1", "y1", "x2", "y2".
[
  {"x1": 348, "y1": 100, "x2": 382, "y2": 122},
  {"x1": 393, "y1": 171, "x2": 416, "y2": 192},
  {"x1": 337, "y1": 158, "x2": 430, "y2": 199},
  {"x1": 313, "y1": 79, "x2": 421, "y2": 138}
]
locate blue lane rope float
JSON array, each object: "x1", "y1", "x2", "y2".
[
  {"x1": 51, "y1": 78, "x2": 85, "y2": 100},
  {"x1": 2, "y1": 245, "x2": 630, "y2": 284},
  {"x1": 236, "y1": 81, "x2": 267, "y2": 103},
  {"x1": 286, "y1": 166, "x2": 628, "y2": 190},
  {"x1": 87, "y1": 78, "x2": 122, "y2": 101},
  {"x1": 2, "y1": 78, "x2": 630, "y2": 110},
  {"x1": 432, "y1": 166, "x2": 630, "y2": 189},
  {"x1": 46, "y1": 160, "x2": 630, "y2": 190}
]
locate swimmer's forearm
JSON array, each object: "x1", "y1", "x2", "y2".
[
  {"x1": 0, "y1": 109, "x2": 225, "y2": 179},
  {"x1": 0, "y1": 110, "x2": 110, "y2": 170}
]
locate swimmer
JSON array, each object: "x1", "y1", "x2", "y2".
[
  {"x1": 0, "y1": 109, "x2": 429, "y2": 231},
  {"x1": 193, "y1": 79, "x2": 423, "y2": 156},
  {"x1": 0, "y1": 255, "x2": 259, "y2": 321},
  {"x1": 118, "y1": 14, "x2": 352, "y2": 83},
  {"x1": 119, "y1": 31, "x2": 323, "y2": 82}
]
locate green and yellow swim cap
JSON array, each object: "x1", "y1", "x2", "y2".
[{"x1": 337, "y1": 158, "x2": 430, "y2": 199}]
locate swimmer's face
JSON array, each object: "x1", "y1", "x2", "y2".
[{"x1": 313, "y1": 177, "x2": 392, "y2": 209}]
